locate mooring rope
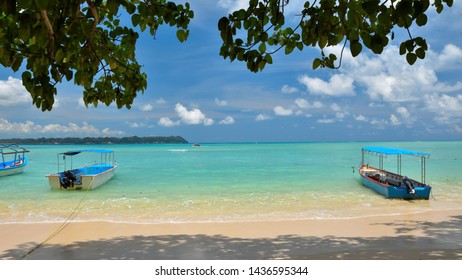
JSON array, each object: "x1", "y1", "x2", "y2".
[{"x1": 21, "y1": 181, "x2": 93, "y2": 259}]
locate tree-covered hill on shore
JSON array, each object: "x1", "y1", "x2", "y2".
[{"x1": 0, "y1": 136, "x2": 188, "y2": 145}]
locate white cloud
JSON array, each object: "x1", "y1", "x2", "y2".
[
  {"x1": 335, "y1": 112, "x2": 347, "y2": 119},
  {"x1": 311, "y1": 101, "x2": 324, "y2": 109},
  {"x1": 215, "y1": 98, "x2": 228, "y2": 106},
  {"x1": 175, "y1": 103, "x2": 214, "y2": 126},
  {"x1": 298, "y1": 74, "x2": 355, "y2": 97},
  {"x1": 454, "y1": 125, "x2": 462, "y2": 133},
  {"x1": 390, "y1": 114, "x2": 400, "y2": 125},
  {"x1": 0, "y1": 118, "x2": 124, "y2": 136},
  {"x1": 348, "y1": 45, "x2": 461, "y2": 103},
  {"x1": 219, "y1": 116, "x2": 235, "y2": 125},
  {"x1": 156, "y1": 98, "x2": 167, "y2": 104},
  {"x1": 358, "y1": 64, "x2": 436, "y2": 102},
  {"x1": 390, "y1": 106, "x2": 416, "y2": 126},
  {"x1": 294, "y1": 98, "x2": 324, "y2": 110},
  {"x1": 218, "y1": 0, "x2": 305, "y2": 15},
  {"x1": 330, "y1": 103, "x2": 341, "y2": 112},
  {"x1": 129, "y1": 122, "x2": 147, "y2": 128},
  {"x1": 102, "y1": 128, "x2": 124, "y2": 136},
  {"x1": 317, "y1": 118, "x2": 335, "y2": 124},
  {"x1": 434, "y1": 44, "x2": 462, "y2": 71},
  {"x1": 274, "y1": 106, "x2": 293, "y2": 116},
  {"x1": 355, "y1": 114, "x2": 368, "y2": 122},
  {"x1": 204, "y1": 118, "x2": 214, "y2": 126},
  {"x1": 370, "y1": 119, "x2": 388, "y2": 129},
  {"x1": 255, "y1": 114, "x2": 271, "y2": 121},
  {"x1": 78, "y1": 98, "x2": 86, "y2": 107},
  {"x1": 158, "y1": 117, "x2": 180, "y2": 127},
  {"x1": 217, "y1": 0, "x2": 248, "y2": 11},
  {"x1": 281, "y1": 85, "x2": 299, "y2": 94},
  {"x1": 140, "y1": 104, "x2": 154, "y2": 111},
  {"x1": 395, "y1": 106, "x2": 416, "y2": 125},
  {"x1": 308, "y1": 43, "x2": 462, "y2": 108},
  {"x1": 0, "y1": 77, "x2": 31, "y2": 106},
  {"x1": 424, "y1": 93, "x2": 462, "y2": 124},
  {"x1": 294, "y1": 98, "x2": 309, "y2": 108}
]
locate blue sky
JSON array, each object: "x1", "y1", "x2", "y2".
[{"x1": 1, "y1": 0, "x2": 462, "y2": 143}]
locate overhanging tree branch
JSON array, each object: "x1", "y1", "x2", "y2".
[{"x1": 40, "y1": 9, "x2": 55, "y2": 60}]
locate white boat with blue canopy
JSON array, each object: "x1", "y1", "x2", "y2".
[
  {"x1": 47, "y1": 149, "x2": 117, "y2": 190},
  {"x1": 359, "y1": 146, "x2": 431, "y2": 199},
  {"x1": 0, "y1": 144, "x2": 30, "y2": 177}
]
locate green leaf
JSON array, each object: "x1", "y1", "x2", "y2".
[
  {"x1": 319, "y1": 35, "x2": 327, "y2": 49},
  {"x1": 405, "y1": 40, "x2": 415, "y2": 52},
  {"x1": 131, "y1": 14, "x2": 141, "y2": 27},
  {"x1": 415, "y1": 48, "x2": 426, "y2": 59},
  {"x1": 406, "y1": 53, "x2": 417, "y2": 65},
  {"x1": 395, "y1": 0, "x2": 413, "y2": 17},
  {"x1": 264, "y1": 54, "x2": 273, "y2": 64},
  {"x1": 258, "y1": 42, "x2": 266, "y2": 53},
  {"x1": 399, "y1": 42, "x2": 407, "y2": 55},
  {"x1": 218, "y1": 17, "x2": 229, "y2": 31},
  {"x1": 416, "y1": 14, "x2": 427, "y2": 26},
  {"x1": 258, "y1": 59, "x2": 266, "y2": 71},
  {"x1": 350, "y1": 41, "x2": 362, "y2": 57},
  {"x1": 106, "y1": 0, "x2": 119, "y2": 15},
  {"x1": 285, "y1": 44, "x2": 294, "y2": 55},
  {"x1": 361, "y1": 0, "x2": 380, "y2": 15},
  {"x1": 176, "y1": 29, "x2": 187, "y2": 42},
  {"x1": 312, "y1": 58, "x2": 322, "y2": 70},
  {"x1": 11, "y1": 57, "x2": 23, "y2": 72},
  {"x1": 21, "y1": 71, "x2": 32, "y2": 83}
]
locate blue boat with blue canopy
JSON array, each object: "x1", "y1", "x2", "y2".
[
  {"x1": 0, "y1": 144, "x2": 30, "y2": 177},
  {"x1": 47, "y1": 149, "x2": 117, "y2": 190},
  {"x1": 359, "y1": 146, "x2": 431, "y2": 199}
]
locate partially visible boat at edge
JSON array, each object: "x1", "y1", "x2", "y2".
[
  {"x1": 359, "y1": 146, "x2": 431, "y2": 199},
  {"x1": 47, "y1": 149, "x2": 117, "y2": 190},
  {"x1": 0, "y1": 144, "x2": 30, "y2": 177}
]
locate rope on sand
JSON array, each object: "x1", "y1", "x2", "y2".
[{"x1": 21, "y1": 180, "x2": 93, "y2": 259}]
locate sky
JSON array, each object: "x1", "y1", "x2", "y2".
[{"x1": 1, "y1": 0, "x2": 462, "y2": 143}]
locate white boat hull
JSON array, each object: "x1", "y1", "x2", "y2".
[
  {"x1": 47, "y1": 164, "x2": 117, "y2": 190},
  {"x1": 0, "y1": 165, "x2": 26, "y2": 177}
]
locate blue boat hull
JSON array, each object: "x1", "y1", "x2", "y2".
[
  {"x1": 359, "y1": 165, "x2": 431, "y2": 199},
  {"x1": 0, "y1": 157, "x2": 28, "y2": 177}
]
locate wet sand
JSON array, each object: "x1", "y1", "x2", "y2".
[{"x1": 1, "y1": 209, "x2": 462, "y2": 259}]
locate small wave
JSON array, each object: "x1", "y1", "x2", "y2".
[{"x1": 168, "y1": 149, "x2": 188, "y2": 152}]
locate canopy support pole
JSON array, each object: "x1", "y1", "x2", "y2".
[{"x1": 421, "y1": 157, "x2": 426, "y2": 184}]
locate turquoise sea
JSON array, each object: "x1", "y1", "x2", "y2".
[{"x1": 1, "y1": 141, "x2": 461, "y2": 224}]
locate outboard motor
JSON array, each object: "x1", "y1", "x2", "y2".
[
  {"x1": 61, "y1": 170, "x2": 76, "y2": 189},
  {"x1": 402, "y1": 176, "x2": 415, "y2": 194}
]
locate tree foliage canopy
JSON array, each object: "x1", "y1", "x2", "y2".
[
  {"x1": 0, "y1": 0, "x2": 192, "y2": 111},
  {"x1": 0, "y1": 0, "x2": 454, "y2": 111},
  {"x1": 218, "y1": 0, "x2": 454, "y2": 72}
]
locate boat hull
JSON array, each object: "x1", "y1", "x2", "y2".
[
  {"x1": 359, "y1": 165, "x2": 431, "y2": 199},
  {"x1": 47, "y1": 163, "x2": 117, "y2": 190},
  {"x1": 0, "y1": 158, "x2": 28, "y2": 177}
]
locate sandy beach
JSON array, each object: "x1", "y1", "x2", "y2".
[{"x1": 1, "y1": 209, "x2": 461, "y2": 260}]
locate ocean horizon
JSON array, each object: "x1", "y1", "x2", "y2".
[{"x1": 1, "y1": 141, "x2": 461, "y2": 224}]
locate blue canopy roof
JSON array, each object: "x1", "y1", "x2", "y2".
[
  {"x1": 362, "y1": 146, "x2": 429, "y2": 157},
  {"x1": 61, "y1": 149, "x2": 113, "y2": 156}
]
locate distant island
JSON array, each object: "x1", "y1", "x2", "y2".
[{"x1": 0, "y1": 136, "x2": 188, "y2": 145}]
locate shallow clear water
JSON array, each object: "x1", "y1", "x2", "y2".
[{"x1": 1, "y1": 141, "x2": 461, "y2": 223}]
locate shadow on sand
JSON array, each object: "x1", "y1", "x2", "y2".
[{"x1": 2, "y1": 216, "x2": 462, "y2": 260}]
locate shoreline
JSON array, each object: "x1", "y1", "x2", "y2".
[{"x1": 1, "y1": 209, "x2": 461, "y2": 260}]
